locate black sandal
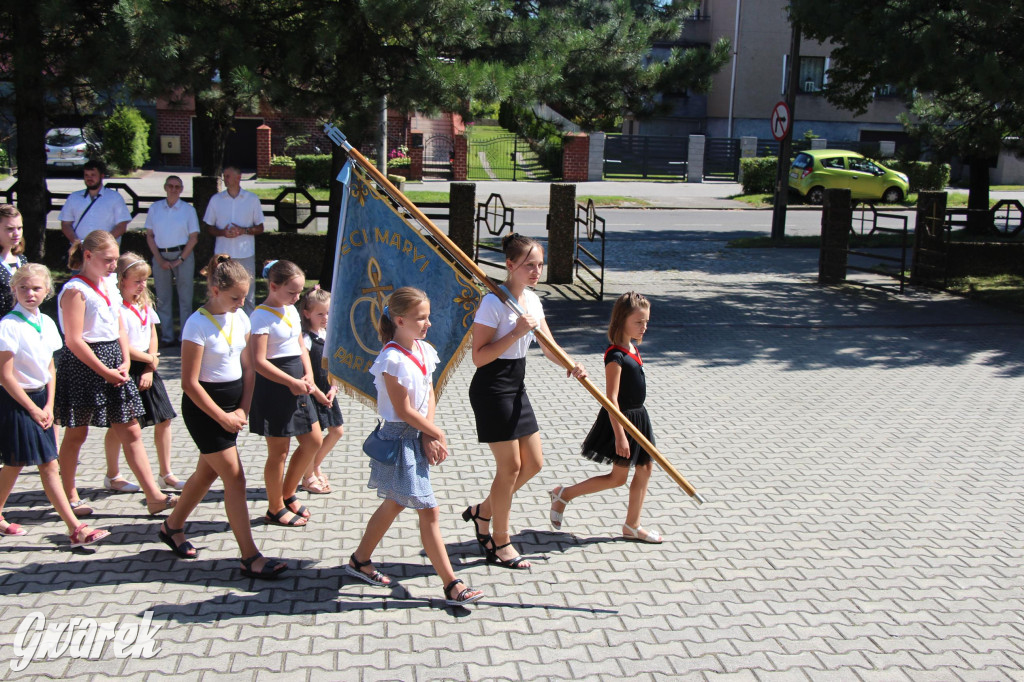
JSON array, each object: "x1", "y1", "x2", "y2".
[
  {"x1": 344, "y1": 553, "x2": 391, "y2": 587},
  {"x1": 157, "y1": 522, "x2": 197, "y2": 559},
  {"x1": 240, "y1": 553, "x2": 287, "y2": 580},
  {"x1": 265, "y1": 508, "x2": 306, "y2": 527},
  {"x1": 486, "y1": 542, "x2": 530, "y2": 570},
  {"x1": 462, "y1": 504, "x2": 492, "y2": 551},
  {"x1": 444, "y1": 579, "x2": 484, "y2": 606},
  {"x1": 283, "y1": 495, "x2": 310, "y2": 519}
]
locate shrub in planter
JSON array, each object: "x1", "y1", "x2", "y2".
[
  {"x1": 295, "y1": 154, "x2": 333, "y2": 189},
  {"x1": 740, "y1": 157, "x2": 778, "y2": 194}
]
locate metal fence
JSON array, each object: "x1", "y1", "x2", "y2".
[{"x1": 603, "y1": 135, "x2": 688, "y2": 179}]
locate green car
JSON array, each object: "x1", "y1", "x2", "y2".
[{"x1": 789, "y1": 149, "x2": 909, "y2": 205}]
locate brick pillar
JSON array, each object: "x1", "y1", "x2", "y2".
[
  {"x1": 561, "y1": 133, "x2": 589, "y2": 182},
  {"x1": 811, "y1": 138, "x2": 827, "y2": 150},
  {"x1": 818, "y1": 188, "x2": 852, "y2": 285},
  {"x1": 408, "y1": 147, "x2": 423, "y2": 181},
  {"x1": 547, "y1": 183, "x2": 576, "y2": 284},
  {"x1": 448, "y1": 182, "x2": 476, "y2": 258},
  {"x1": 453, "y1": 135, "x2": 468, "y2": 181},
  {"x1": 687, "y1": 135, "x2": 705, "y2": 183},
  {"x1": 256, "y1": 125, "x2": 272, "y2": 178},
  {"x1": 911, "y1": 191, "x2": 948, "y2": 286}
]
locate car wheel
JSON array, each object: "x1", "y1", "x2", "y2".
[
  {"x1": 882, "y1": 187, "x2": 903, "y2": 204},
  {"x1": 807, "y1": 186, "x2": 825, "y2": 205}
]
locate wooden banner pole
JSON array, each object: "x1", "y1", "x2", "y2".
[{"x1": 324, "y1": 124, "x2": 704, "y2": 504}]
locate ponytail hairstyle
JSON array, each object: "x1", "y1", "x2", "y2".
[
  {"x1": 116, "y1": 252, "x2": 153, "y2": 309},
  {"x1": 377, "y1": 286, "x2": 429, "y2": 343},
  {"x1": 67, "y1": 230, "x2": 118, "y2": 271},
  {"x1": 201, "y1": 254, "x2": 250, "y2": 294},
  {"x1": 0, "y1": 204, "x2": 25, "y2": 256},
  {"x1": 502, "y1": 233, "x2": 542, "y2": 268},
  {"x1": 607, "y1": 291, "x2": 650, "y2": 345},
  {"x1": 297, "y1": 285, "x2": 331, "y2": 332},
  {"x1": 263, "y1": 259, "x2": 304, "y2": 286},
  {"x1": 10, "y1": 263, "x2": 55, "y2": 300}
]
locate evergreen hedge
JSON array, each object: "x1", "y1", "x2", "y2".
[
  {"x1": 294, "y1": 154, "x2": 333, "y2": 188},
  {"x1": 740, "y1": 157, "x2": 778, "y2": 194},
  {"x1": 103, "y1": 106, "x2": 151, "y2": 172}
]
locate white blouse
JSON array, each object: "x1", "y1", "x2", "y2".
[
  {"x1": 369, "y1": 340, "x2": 438, "y2": 423},
  {"x1": 473, "y1": 290, "x2": 545, "y2": 360},
  {"x1": 181, "y1": 309, "x2": 251, "y2": 383},
  {"x1": 0, "y1": 305, "x2": 64, "y2": 390},
  {"x1": 57, "y1": 273, "x2": 122, "y2": 342},
  {"x1": 249, "y1": 304, "x2": 303, "y2": 359},
  {"x1": 119, "y1": 303, "x2": 158, "y2": 352}
]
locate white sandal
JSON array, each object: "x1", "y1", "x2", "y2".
[
  {"x1": 103, "y1": 475, "x2": 140, "y2": 493},
  {"x1": 159, "y1": 473, "x2": 186, "y2": 491},
  {"x1": 549, "y1": 485, "x2": 569, "y2": 530},
  {"x1": 622, "y1": 523, "x2": 663, "y2": 544}
]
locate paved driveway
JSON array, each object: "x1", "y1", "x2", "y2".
[{"x1": 2, "y1": 233, "x2": 1023, "y2": 681}]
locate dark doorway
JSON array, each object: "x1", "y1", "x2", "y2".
[{"x1": 191, "y1": 117, "x2": 263, "y2": 170}]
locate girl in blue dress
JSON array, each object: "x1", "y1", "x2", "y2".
[{"x1": 346, "y1": 287, "x2": 484, "y2": 607}]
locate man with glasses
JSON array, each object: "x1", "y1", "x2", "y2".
[{"x1": 145, "y1": 176, "x2": 199, "y2": 345}]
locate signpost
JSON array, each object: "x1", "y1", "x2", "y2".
[
  {"x1": 771, "y1": 101, "x2": 790, "y2": 142},
  {"x1": 771, "y1": 18, "x2": 802, "y2": 242}
]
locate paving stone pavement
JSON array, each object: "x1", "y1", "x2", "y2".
[{"x1": 2, "y1": 234, "x2": 1024, "y2": 681}]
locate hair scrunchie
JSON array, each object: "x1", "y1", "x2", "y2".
[
  {"x1": 262, "y1": 260, "x2": 278, "y2": 278},
  {"x1": 382, "y1": 305, "x2": 390, "y2": 320}
]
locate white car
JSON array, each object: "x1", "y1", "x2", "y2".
[{"x1": 45, "y1": 128, "x2": 91, "y2": 167}]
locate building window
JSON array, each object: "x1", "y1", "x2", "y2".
[{"x1": 782, "y1": 56, "x2": 831, "y2": 94}]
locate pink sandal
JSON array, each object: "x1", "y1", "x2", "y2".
[
  {"x1": 70, "y1": 523, "x2": 110, "y2": 548},
  {"x1": 0, "y1": 517, "x2": 27, "y2": 536}
]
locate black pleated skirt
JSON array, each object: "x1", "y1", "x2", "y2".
[
  {"x1": 130, "y1": 360, "x2": 177, "y2": 428},
  {"x1": 249, "y1": 355, "x2": 317, "y2": 438},
  {"x1": 580, "y1": 405, "x2": 654, "y2": 468},
  {"x1": 0, "y1": 387, "x2": 58, "y2": 466},
  {"x1": 469, "y1": 357, "x2": 539, "y2": 443}
]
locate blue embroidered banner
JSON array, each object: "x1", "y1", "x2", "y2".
[{"x1": 325, "y1": 161, "x2": 481, "y2": 405}]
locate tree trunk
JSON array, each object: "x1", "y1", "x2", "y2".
[
  {"x1": 194, "y1": 95, "x2": 232, "y2": 177},
  {"x1": 12, "y1": 2, "x2": 50, "y2": 261},
  {"x1": 320, "y1": 145, "x2": 350, "y2": 289},
  {"x1": 965, "y1": 156, "x2": 992, "y2": 235}
]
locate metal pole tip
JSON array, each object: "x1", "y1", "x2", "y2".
[{"x1": 693, "y1": 492, "x2": 706, "y2": 505}]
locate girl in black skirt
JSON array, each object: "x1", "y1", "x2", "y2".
[
  {"x1": 0, "y1": 204, "x2": 28, "y2": 318},
  {"x1": 157, "y1": 254, "x2": 287, "y2": 579},
  {"x1": 249, "y1": 260, "x2": 322, "y2": 526},
  {"x1": 55, "y1": 231, "x2": 178, "y2": 517},
  {"x1": 548, "y1": 292, "x2": 662, "y2": 543},
  {"x1": 464, "y1": 233, "x2": 586, "y2": 570},
  {"x1": 297, "y1": 286, "x2": 344, "y2": 495},
  {"x1": 102, "y1": 253, "x2": 185, "y2": 493},
  {"x1": 0, "y1": 263, "x2": 110, "y2": 546}
]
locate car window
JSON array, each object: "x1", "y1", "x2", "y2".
[
  {"x1": 791, "y1": 153, "x2": 812, "y2": 170},
  {"x1": 47, "y1": 133, "x2": 85, "y2": 146},
  {"x1": 847, "y1": 157, "x2": 878, "y2": 174},
  {"x1": 820, "y1": 156, "x2": 845, "y2": 170}
]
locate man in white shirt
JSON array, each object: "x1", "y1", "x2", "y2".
[
  {"x1": 145, "y1": 176, "x2": 200, "y2": 345},
  {"x1": 202, "y1": 166, "x2": 265, "y2": 313},
  {"x1": 59, "y1": 161, "x2": 133, "y2": 246}
]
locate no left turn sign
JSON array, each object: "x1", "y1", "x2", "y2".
[{"x1": 771, "y1": 101, "x2": 791, "y2": 141}]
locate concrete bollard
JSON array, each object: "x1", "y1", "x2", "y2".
[
  {"x1": 547, "y1": 183, "x2": 576, "y2": 284},
  {"x1": 818, "y1": 188, "x2": 852, "y2": 285},
  {"x1": 448, "y1": 182, "x2": 476, "y2": 259},
  {"x1": 687, "y1": 135, "x2": 705, "y2": 183}
]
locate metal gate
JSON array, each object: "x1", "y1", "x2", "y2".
[
  {"x1": 574, "y1": 199, "x2": 606, "y2": 300},
  {"x1": 703, "y1": 138, "x2": 740, "y2": 180},
  {"x1": 474, "y1": 193, "x2": 515, "y2": 270},
  {"x1": 467, "y1": 133, "x2": 534, "y2": 181},
  {"x1": 603, "y1": 135, "x2": 688, "y2": 179},
  {"x1": 423, "y1": 134, "x2": 453, "y2": 179}
]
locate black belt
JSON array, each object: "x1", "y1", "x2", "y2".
[{"x1": 158, "y1": 245, "x2": 186, "y2": 254}]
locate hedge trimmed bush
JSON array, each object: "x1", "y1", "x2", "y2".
[
  {"x1": 294, "y1": 154, "x2": 332, "y2": 189},
  {"x1": 0, "y1": 146, "x2": 8, "y2": 168},
  {"x1": 879, "y1": 159, "x2": 950, "y2": 193},
  {"x1": 103, "y1": 105, "x2": 151, "y2": 172},
  {"x1": 740, "y1": 157, "x2": 778, "y2": 194}
]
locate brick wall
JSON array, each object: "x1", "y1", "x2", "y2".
[
  {"x1": 562, "y1": 133, "x2": 590, "y2": 182},
  {"x1": 453, "y1": 135, "x2": 468, "y2": 181},
  {"x1": 156, "y1": 109, "x2": 193, "y2": 167}
]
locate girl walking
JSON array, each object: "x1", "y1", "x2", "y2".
[
  {"x1": 0, "y1": 264, "x2": 110, "y2": 546},
  {"x1": 102, "y1": 253, "x2": 185, "y2": 493},
  {"x1": 548, "y1": 292, "x2": 662, "y2": 543},
  {"x1": 249, "y1": 260, "x2": 322, "y2": 526},
  {"x1": 55, "y1": 230, "x2": 177, "y2": 517},
  {"x1": 346, "y1": 287, "x2": 484, "y2": 607},
  {"x1": 0, "y1": 204, "x2": 28, "y2": 318},
  {"x1": 158, "y1": 254, "x2": 287, "y2": 579},
  {"x1": 297, "y1": 286, "x2": 344, "y2": 495},
  {"x1": 463, "y1": 233, "x2": 586, "y2": 570}
]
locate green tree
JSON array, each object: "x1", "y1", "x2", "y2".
[
  {"x1": 0, "y1": 1, "x2": 137, "y2": 259},
  {"x1": 791, "y1": 0, "x2": 1024, "y2": 231},
  {"x1": 103, "y1": 105, "x2": 151, "y2": 173}
]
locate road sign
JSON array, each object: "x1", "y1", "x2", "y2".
[{"x1": 771, "y1": 101, "x2": 791, "y2": 141}]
